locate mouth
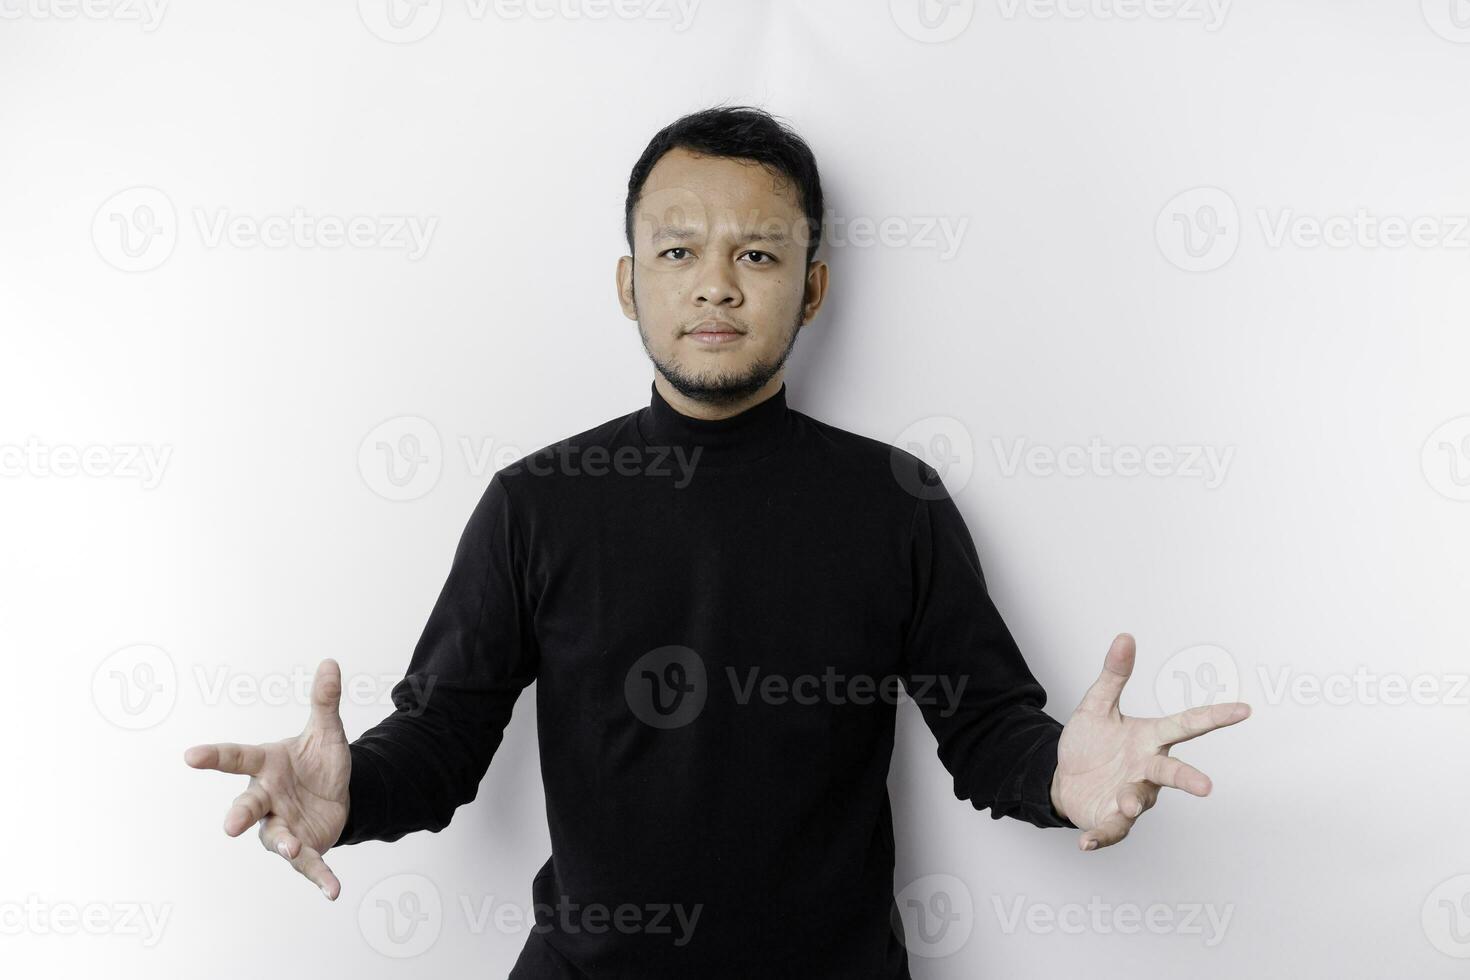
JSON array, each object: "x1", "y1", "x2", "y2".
[{"x1": 684, "y1": 320, "x2": 746, "y2": 346}]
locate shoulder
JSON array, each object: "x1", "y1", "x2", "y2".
[
  {"x1": 795, "y1": 409, "x2": 943, "y2": 502},
  {"x1": 486, "y1": 403, "x2": 647, "y2": 505}
]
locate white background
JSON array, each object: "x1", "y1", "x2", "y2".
[{"x1": 3, "y1": 0, "x2": 1469, "y2": 976}]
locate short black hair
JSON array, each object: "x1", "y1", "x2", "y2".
[{"x1": 624, "y1": 104, "x2": 825, "y2": 268}]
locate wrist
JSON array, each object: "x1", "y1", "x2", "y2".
[{"x1": 1049, "y1": 764, "x2": 1067, "y2": 823}]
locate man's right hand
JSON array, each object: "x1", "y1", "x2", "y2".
[{"x1": 184, "y1": 658, "x2": 352, "y2": 900}]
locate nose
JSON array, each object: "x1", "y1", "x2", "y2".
[{"x1": 694, "y1": 254, "x2": 743, "y2": 308}]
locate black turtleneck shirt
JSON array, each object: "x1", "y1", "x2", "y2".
[{"x1": 334, "y1": 381, "x2": 1075, "y2": 978}]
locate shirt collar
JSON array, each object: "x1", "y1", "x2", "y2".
[{"x1": 635, "y1": 380, "x2": 791, "y2": 467}]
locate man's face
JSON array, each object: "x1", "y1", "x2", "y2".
[{"x1": 617, "y1": 147, "x2": 827, "y2": 407}]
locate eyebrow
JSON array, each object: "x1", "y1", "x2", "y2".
[{"x1": 649, "y1": 224, "x2": 792, "y2": 247}]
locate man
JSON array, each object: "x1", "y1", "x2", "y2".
[{"x1": 184, "y1": 105, "x2": 1251, "y2": 978}]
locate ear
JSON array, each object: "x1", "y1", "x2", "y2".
[{"x1": 615, "y1": 255, "x2": 638, "y2": 321}]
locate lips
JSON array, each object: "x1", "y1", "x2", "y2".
[{"x1": 687, "y1": 320, "x2": 744, "y2": 336}]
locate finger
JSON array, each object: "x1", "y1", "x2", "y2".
[
  {"x1": 183, "y1": 742, "x2": 268, "y2": 776},
  {"x1": 1079, "y1": 810, "x2": 1135, "y2": 851},
  {"x1": 259, "y1": 814, "x2": 302, "y2": 862},
  {"x1": 1153, "y1": 701, "x2": 1251, "y2": 748},
  {"x1": 1077, "y1": 633, "x2": 1136, "y2": 715},
  {"x1": 1116, "y1": 781, "x2": 1158, "y2": 819},
  {"x1": 259, "y1": 815, "x2": 341, "y2": 899},
  {"x1": 306, "y1": 659, "x2": 346, "y2": 737},
  {"x1": 223, "y1": 785, "x2": 271, "y2": 837},
  {"x1": 292, "y1": 843, "x2": 342, "y2": 901},
  {"x1": 1145, "y1": 754, "x2": 1213, "y2": 796}
]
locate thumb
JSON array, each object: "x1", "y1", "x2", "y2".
[
  {"x1": 306, "y1": 658, "x2": 346, "y2": 735},
  {"x1": 1077, "y1": 632, "x2": 1136, "y2": 715}
]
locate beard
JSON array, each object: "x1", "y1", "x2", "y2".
[{"x1": 636, "y1": 306, "x2": 805, "y2": 409}]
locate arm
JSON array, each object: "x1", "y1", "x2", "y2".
[
  {"x1": 899, "y1": 462, "x2": 1077, "y2": 830},
  {"x1": 335, "y1": 471, "x2": 539, "y2": 845}
]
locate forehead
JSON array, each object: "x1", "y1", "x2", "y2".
[{"x1": 636, "y1": 146, "x2": 804, "y2": 238}]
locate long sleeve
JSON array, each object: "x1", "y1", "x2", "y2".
[
  {"x1": 333, "y1": 472, "x2": 539, "y2": 846},
  {"x1": 900, "y1": 463, "x2": 1077, "y2": 830}
]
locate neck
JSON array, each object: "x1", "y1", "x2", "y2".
[
  {"x1": 636, "y1": 374, "x2": 792, "y2": 467},
  {"x1": 651, "y1": 372, "x2": 786, "y2": 422}
]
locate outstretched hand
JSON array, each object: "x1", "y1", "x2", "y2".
[
  {"x1": 183, "y1": 659, "x2": 352, "y2": 899},
  {"x1": 1050, "y1": 633, "x2": 1250, "y2": 851}
]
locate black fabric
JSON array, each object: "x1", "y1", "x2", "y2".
[{"x1": 335, "y1": 381, "x2": 1075, "y2": 978}]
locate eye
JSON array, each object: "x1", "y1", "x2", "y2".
[
  {"x1": 660, "y1": 247, "x2": 692, "y2": 261},
  {"x1": 742, "y1": 251, "x2": 775, "y2": 264}
]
